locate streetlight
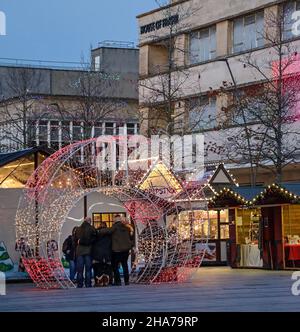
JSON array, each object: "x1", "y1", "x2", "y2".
[{"x1": 216, "y1": 58, "x2": 238, "y2": 91}]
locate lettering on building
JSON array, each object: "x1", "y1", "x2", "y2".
[{"x1": 140, "y1": 14, "x2": 179, "y2": 35}]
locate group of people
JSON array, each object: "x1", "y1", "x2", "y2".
[{"x1": 63, "y1": 215, "x2": 134, "y2": 288}]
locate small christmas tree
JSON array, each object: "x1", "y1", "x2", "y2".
[{"x1": 0, "y1": 242, "x2": 14, "y2": 272}]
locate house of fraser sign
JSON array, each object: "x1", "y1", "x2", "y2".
[{"x1": 140, "y1": 14, "x2": 179, "y2": 35}]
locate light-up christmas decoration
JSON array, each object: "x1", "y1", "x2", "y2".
[{"x1": 15, "y1": 137, "x2": 209, "y2": 289}]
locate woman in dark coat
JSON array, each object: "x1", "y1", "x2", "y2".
[
  {"x1": 92, "y1": 222, "x2": 112, "y2": 287},
  {"x1": 62, "y1": 227, "x2": 78, "y2": 282}
]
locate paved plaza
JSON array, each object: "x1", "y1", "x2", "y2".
[{"x1": 0, "y1": 267, "x2": 299, "y2": 312}]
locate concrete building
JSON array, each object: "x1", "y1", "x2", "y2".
[
  {"x1": 0, "y1": 42, "x2": 139, "y2": 152},
  {"x1": 137, "y1": 0, "x2": 300, "y2": 185}
]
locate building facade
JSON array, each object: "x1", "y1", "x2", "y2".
[
  {"x1": 137, "y1": 0, "x2": 300, "y2": 185},
  {"x1": 0, "y1": 42, "x2": 140, "y2": 152}
]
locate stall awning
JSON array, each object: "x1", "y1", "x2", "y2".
[
  {"x1": 249, "y1": 183, "x2": 300, "y2": 206},
  {"x1": 208, "y1": 187, "x2": 248, "y2": 209},
  {"x1": 208, "y1": 183, "x2": 300, "y2": 209},
  {"x1": 0, "y1": 146, "x2": 53, "y2": 168}
]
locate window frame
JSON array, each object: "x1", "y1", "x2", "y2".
[
  {"x1": 189, "y1": 25, "x2": 217, "y2": 65},
  {"x1": 232, "y1": 10, "x2": 265, "y2": 54}
]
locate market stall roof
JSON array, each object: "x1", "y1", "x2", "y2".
[
  {"x1": 208, "y1": 164, "x2": 239, "y2": 188},
  {"x1": 249, "y1": 183, "x2": 300, "y2": 206},
  {"x1": 208, "y1": 183, "x2": 300, "y2": 209},
  {"x1": 138, "y1": 160, "x2": 183, "y2": 200},
  {"x1": 208, "y1": 187, "x2": 247, "y2": 209},
  {"x1": 175, "y1": 164, "x2": 239, "y2": 202},
  {"x1": 232, "y1": 186, "x2": 264, "y2": 201},
  {"x1": 0, "y1": 146, "x2": 54, "y2": 188},
  {"x1": 280, "y1": 183, "x2": 300, "y2": 196},
  {"x1": 0, "y1": 146, "x2": 53, "y2": 168}
]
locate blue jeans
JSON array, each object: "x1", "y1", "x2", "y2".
[
  {"x1": 112, "y1": 251, "x2": 130, "y2": 284},
  {"x1": 69, "y1": 260, "x2": 77, "y2": 281},
  {"x1": 76, "y1": 255, "x2": 92, "y2": 288}
]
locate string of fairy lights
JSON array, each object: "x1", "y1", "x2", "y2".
[
  {"x1": 209, "y1": 183, "x2": 300, "y2": 208},
  {"x1": 15, "y1": 137, "x2": 210, "y2": 289}
]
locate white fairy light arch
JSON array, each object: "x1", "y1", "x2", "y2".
[{"x1": 16, "y1": 137, "x2": 209, "y2": 289}]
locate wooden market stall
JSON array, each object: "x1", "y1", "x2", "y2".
[
  {"x1": 175, "y1": 164, "x2": 240, "y2": 265},
  {"x1": 208, "y1": 184, "x2": 300, "y2": 270}
]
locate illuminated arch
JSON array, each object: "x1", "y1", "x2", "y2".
[{"x1": 16, "y1": 137, "x2": 209, "y2": 289}]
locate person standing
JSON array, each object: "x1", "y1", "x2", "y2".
[
  {"x1": 92, "y1": 222, "x2": 112, "y2": 287},
  {"x1": 62, "y1": 227, "x2": 78, "y2": 282},
  {"x1": 100, "y1": 215, "x2": 134, "y2": 286},
  {"x1": 75, "y1": 217, "x2": 96, "y2": 288}
]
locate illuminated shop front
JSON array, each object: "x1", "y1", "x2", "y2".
[
  {"x1": 0, "y1": 147, "x2": 51, "y2": 274},
  {"x1": 0, "y1": 148, "x2": 49, "y2": 188},
  {"x1": 209, "y1": 184, "x2": 300, "y2": 270},
  {"x1": 174, "y1": 164, "x2": 239, "y2": 265},
  {"x1": 92, "y1": 212, "x2": 126, "y2": 228},
  {"x1": 177, "y1": 209, "x2": 230, "y2": 264}
]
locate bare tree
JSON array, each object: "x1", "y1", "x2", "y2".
[
  {"x1": 139, "y1": 1, "x2": 212, "y2": 137},
  {"x1": 0, "y1": 67, "x2": 45, "y2": 151},
  {"x1": 221, "y1": 7, "x2": 300, "y2": 184},
  {"x1": 55, "y1": 58, "x2": 131, "y2": 143}
]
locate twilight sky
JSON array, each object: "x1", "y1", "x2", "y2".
[{"x1": 0, "y1": 0, "x2": 157, "y2": 64}]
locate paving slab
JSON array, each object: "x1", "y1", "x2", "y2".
[{"x1": 0, "y1": 267, "x2": 299, "y2": 312}]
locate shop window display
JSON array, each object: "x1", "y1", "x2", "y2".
[
  {"x1": 178, "y1": 209, "x2": 229, "y2": 263},
  {"x1": 236, "y1": 208, "x2": 263, "y2": 267},
  {"x1": 282, "y1": 205, "x2": 300, "y2": 268},
  {"x1": 92, "y1": 213, "x2": 126, "y2": 229},
  {"x1": 178, "y1": 210, "x2": 217, "y2": 240}
]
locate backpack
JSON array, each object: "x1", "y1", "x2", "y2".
[{"x1": 62, "y1": 236, "x2": 71, "y2": 254}]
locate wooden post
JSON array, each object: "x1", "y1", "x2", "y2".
[{"x1": 84, "y1": 195, "x2": 87, "y2": 219}]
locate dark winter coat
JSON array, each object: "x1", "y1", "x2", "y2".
[
  {"x1": 75, "y1": 222, "x2": 96, "y2": 257},
  {"x1": 100, "y1": 221, "x2": 134, "y2": 253},
  {"x1": 92, "y1": 230, "x2": 112, "y2": 263},
  {"x1": 62, "y1": 235, "x2": 77, "y2": 261}
]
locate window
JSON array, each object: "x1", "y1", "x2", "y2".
[
  {"x1": 50, "y1": 121, "x2": 60, "y2": 149},
  {"x1": 127, "y1": 123, "x2": 135, "y2": 135},
  {"x1": 72, "y1": 121, "x2": 82, "y2": 141},
  {"x1": 189, "y1": 95, "x2": 217, "y2": 131},
  {"x1": 50, "y1": 121, "x2": 59, "y2": 142},
  {"x1": 38, "y1": 120, "x2": 48, "y2": 146},
  {"x1": 189, "y1": 26, "x2": 216, "y2": 64},
  {"x1": 283, "y1": 1, "x2": 300, "y2": 40},
  {"x1": 27, "y1": 120, "x2": 37, "y2": 147},
  {"x1": 92, "y1": 213, "x2": 126, "y2": 229},
  {"x1": 61, "y1": 121, "x2": 71, "y2": 145},
  {"x1": 233, "y1": 11, "x2": 264, "y2": 53},
  {"x1": 118, "y1": 124, "x2": 125, "y2": 135},
  {"x1": 104, "y1": 122, "x2": 114, "y2": 135},
  {"x1": 94, "y1": 56, "x2": 101, "y2": 71},
  {"x1": 220, "y1": 210, "x2": 229, "y2": 240},
  {"x1": 94, "y1": 123, "x2": 103, "y2": 138}
]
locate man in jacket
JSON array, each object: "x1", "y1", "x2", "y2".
[
  {"x1": 75, "y1": 217, "x2": 96, "y2": 288},
  {"x1": 100, "y1": 215, "x2": 134, "y2": 286}
]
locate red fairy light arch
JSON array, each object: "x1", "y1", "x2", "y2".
[{"x1": 16, "y1": 137, "x2": 209, "y2": 289}]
